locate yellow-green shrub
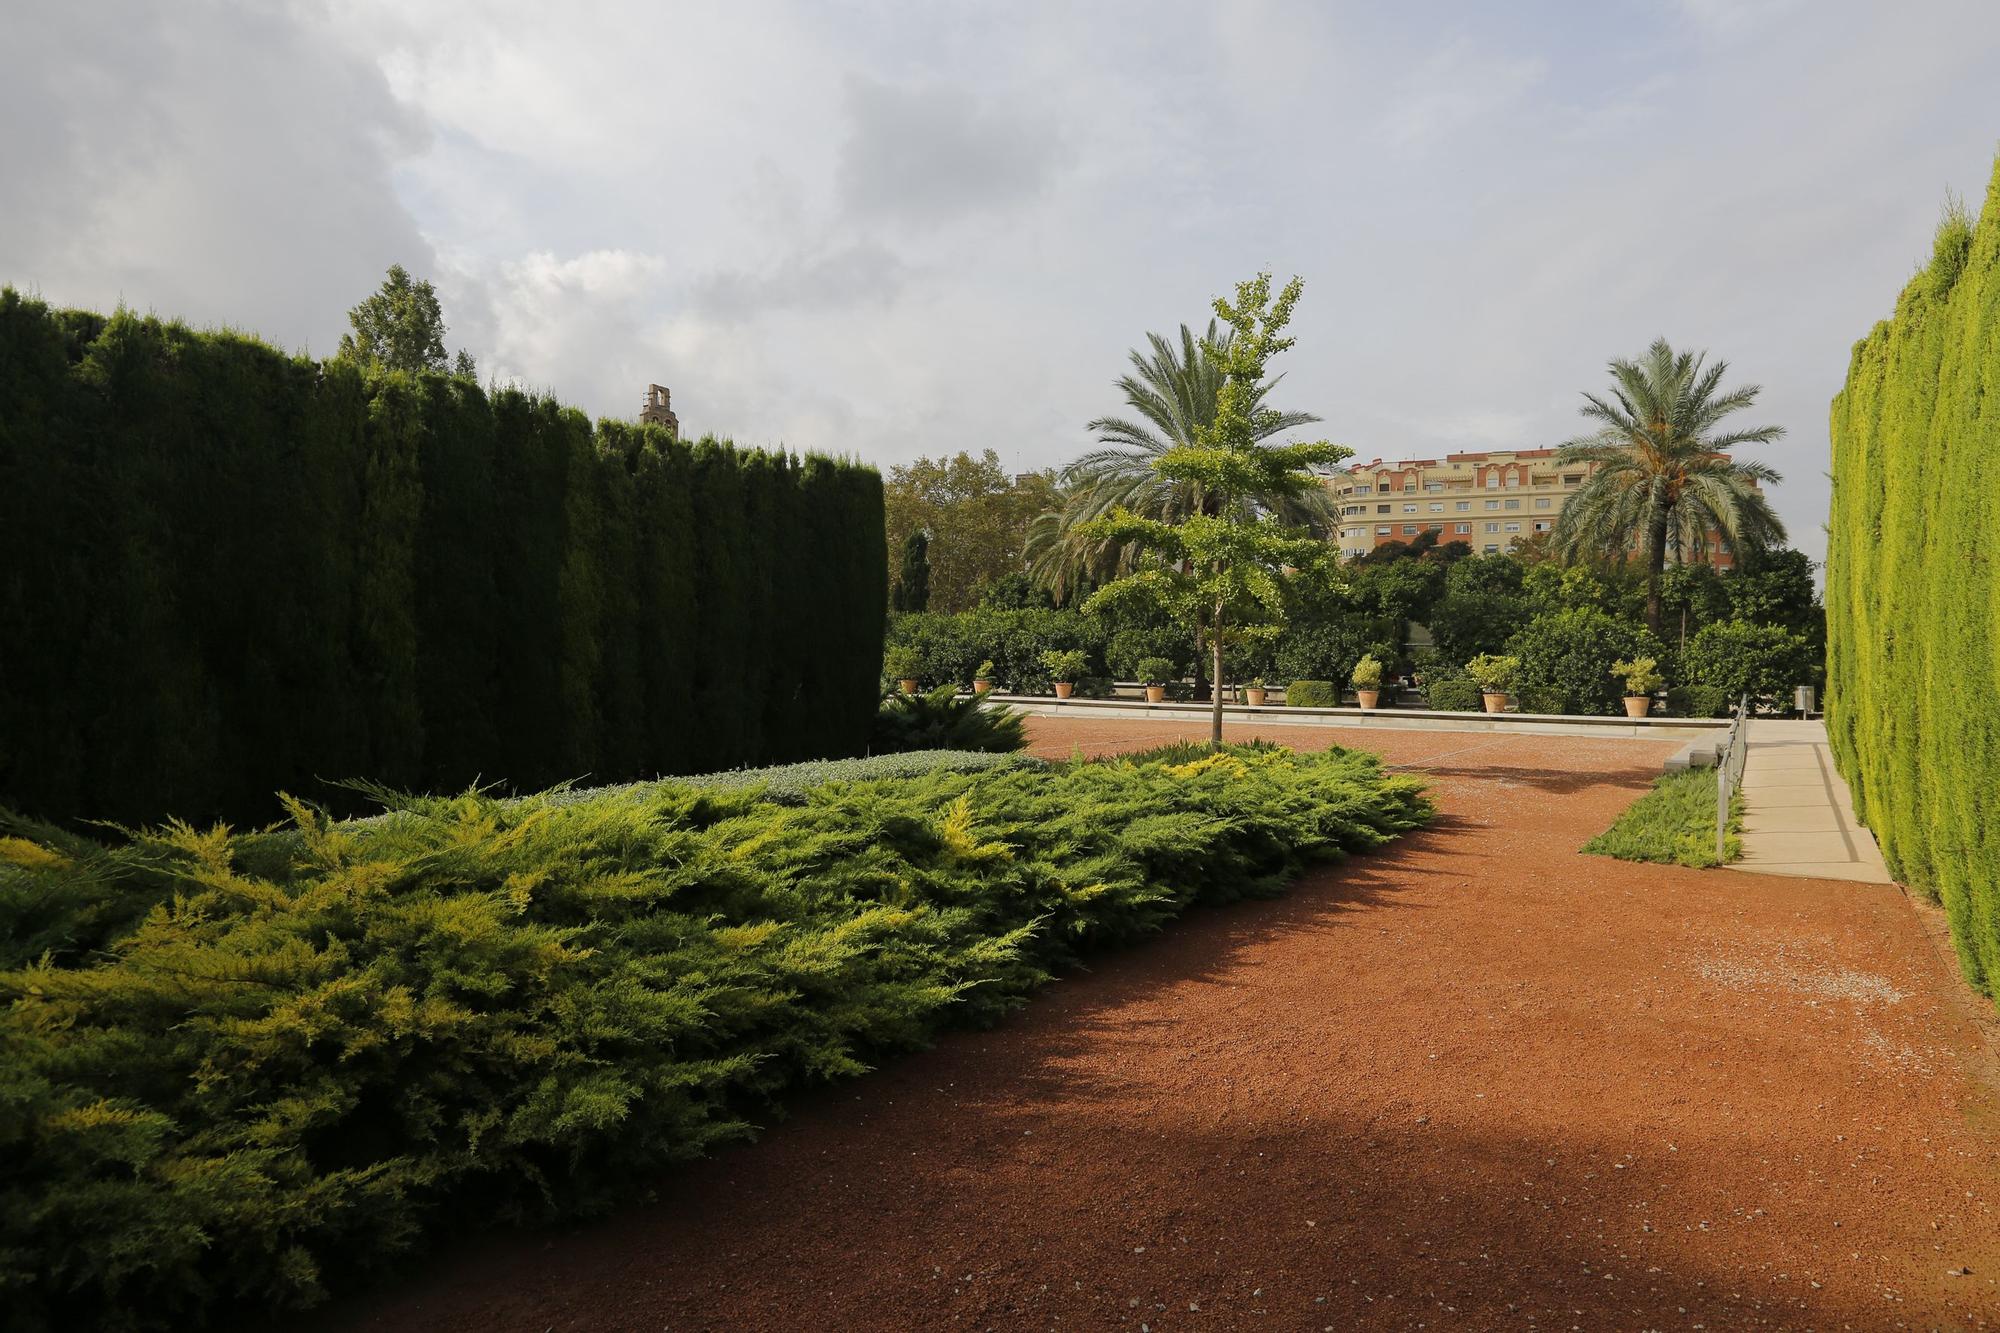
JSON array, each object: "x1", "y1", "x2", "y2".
[
  {"x1": 1827, "y1": 156, "x2": 2000, "y2": 1000},
  {"x1": 0, "y1": 746, "x2": 1428, "y2": 1329}
]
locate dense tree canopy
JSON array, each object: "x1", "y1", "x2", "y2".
[
  {"x1": 882, "y1": 450, "x2": 1058, "y2": 613},
  {"x1": 337, "y1": 264, "x2": 478, "y2": 379}
]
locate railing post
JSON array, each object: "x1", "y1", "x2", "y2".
[
  {"x1": 1716, "y1": 726, "x2": 1730, "y2": 865},
  {"x1": 1716, "y1": 694, "x2": 1749, "y2": 864}
]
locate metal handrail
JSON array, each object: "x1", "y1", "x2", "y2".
[{"x1": 1716, "y1": 694, "x2": 1751, "y2": 862}]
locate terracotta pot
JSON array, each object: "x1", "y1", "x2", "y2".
[
  {"x1": 1356, "y1": 688, "x2": 1381, "y2": 709},
  {"x1": 1482, "y1": 691, "x2": 1507, "y2": 714},
  {"x1": 1144, "y1": 684, "x2": 1166, "y2": 703},
  {"x1": 1623, "y1": 695, "x2": 1652, "y2": 719},
  {"x1": 1246, "y1": 687, "x2": 1268, "y2": 708},
  {"x1": 897, "y1": 678, "x2": 920, "y2": 695},
  {"x1": 1054, "y1": 681, "x2": 1074, "y2": 700},
  {"x1": 973, "y1": 679, "x2": 993, "y2": 696}
]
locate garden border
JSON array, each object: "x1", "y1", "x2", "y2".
[{"x1": 988, "y1": 694, "x2": 1731, "y2": 742}]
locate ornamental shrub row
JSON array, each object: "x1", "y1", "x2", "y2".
[
  {"x1": 1826, "y1": 155, "x2": 2000, "y2": 1002},
  {"x1": 0, "y1": 746, "x2": 1430, "y2": 1329},
  {"x1": 0, "y1": 291, "x2": 886, "y2": 827}
]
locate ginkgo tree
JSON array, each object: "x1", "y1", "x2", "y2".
[{"x1": 1082, "y1": 273, "x2": 1351, "y2": 743}]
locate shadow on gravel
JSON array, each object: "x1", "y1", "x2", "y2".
[{"x1": 1392, "y1": 762, "x2": 1663, "y2": 796}]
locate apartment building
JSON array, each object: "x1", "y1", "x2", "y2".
[
  {"x1": 1330, "y1": 448, "x2": 1747, "y2": 567},
  {"x1": 1331, "y1": 449, "x2": 1580, "y2": 559}
]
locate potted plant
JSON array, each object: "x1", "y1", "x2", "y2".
[
  {"x1": 1464, "y1": 653, "x2": 1519, "y2": 714},
  {"x1": 1136, "y1": 656, "x2": 1173, "y2": 704},
  {"x1": 973, "y1": 659, "x2": 998, "y2": 696},
  {"x1": 1040, "y1": 648, "x2": 1088, "y2": 700},
  {"x1": 884, "y1": 646, "x2": 923, "y2": 695},
  {"x1": 1350, "y1": 653, "x2": 1385, "y2": 709},
  {"x1": 1245, "y1": 676, "x2": 1268, "y2": 708},
  {"x1": 1612, "y1": 656, "x2": 1664, "y2": 719}
]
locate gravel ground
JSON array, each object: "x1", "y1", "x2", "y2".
[{"x1": 329, "y1": 717, "x2": 2000, "y2": 1332}]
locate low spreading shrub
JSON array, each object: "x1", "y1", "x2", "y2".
[
  {"x1": 677, "y1": 750, "x2": 1039, "y2": 803},
  {"x1": 1583, "y1": 766, "x2": 1741, "y2": 867},
  {"x1": 1286, "y1": 679, "x2": 1339, "y2": 708},
  {"x1": 872, "y1": 687, "x2": 1028, "y2": 754},
  {"x1": 0, "y1": 748, "x2": 1429, "y2": 1329}
]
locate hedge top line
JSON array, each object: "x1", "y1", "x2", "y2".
[{"x1": 1, "y1": 287, "x2": 873, "y2": 475}]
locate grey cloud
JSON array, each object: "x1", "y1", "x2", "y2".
[
  {"x1": 836, "y1": 76, "x2": 1064, "y2": 225},
  {"x1": 690, "y1": 242, "x2": 909, "y2": 320},
  {"x1": 0, "y1": 1, "x2": 432, "y2": 354}
]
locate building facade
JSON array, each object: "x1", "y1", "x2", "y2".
[
  {"x1": 639, "y1": 383, "x2": 680, "y2": 435},
  {"x1": 1332, "y1": 449, "x2": 1580, "y2": 560},
  {"x1": 1330, "y1": 448, "x2": 1746, "y2": 568}
]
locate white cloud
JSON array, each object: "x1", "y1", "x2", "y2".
[{"x1": 9, "y1": 0, "x2": 2000, "y2": 573}]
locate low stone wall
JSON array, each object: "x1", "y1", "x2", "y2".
[{"x1": 987, "y1": 694, "x2": 1731, "y2": 743}]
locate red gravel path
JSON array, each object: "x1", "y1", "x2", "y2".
[{"x1": 333, "y1": 718, "x2": 2000, "y2": 1331}]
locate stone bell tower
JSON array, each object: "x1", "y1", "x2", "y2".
[{"x1": 640, "y1": 384, "x2": 680, "y2": 436}]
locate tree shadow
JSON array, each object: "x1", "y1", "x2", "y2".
[{"x1": 318, "y1": 814, "x2": 1985, "y2": 1332}]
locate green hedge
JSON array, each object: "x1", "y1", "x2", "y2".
[
  {"x1": 884, "y1": 607, "x2": 1105, "y2": 691},
  {"x1": 0, "y1": 292, "x2": 886, "y2": 826},
  {"x1": 1422, "y1": 673, "x2": 1482, "y2": 712},
  {"x1": 1827, "y1": 157, "x2": 2000, "y2": 1001},
  {"x1": 0, "y1": 746, "x2": 1430, "y2": 1329},
  {"x1": 1287, "y1": 679, "x2": 1339, "y2": 707}
]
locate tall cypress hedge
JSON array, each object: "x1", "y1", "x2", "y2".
[
  {"x1": 0, "y1": 291, "x2": 886, "y2": 826},
  {"x1": 1826, "y1": 155, "x2": 2000, "y2": 1002}
]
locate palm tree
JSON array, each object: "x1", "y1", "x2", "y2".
[
  {"x1": 1551, "y1": 338, "x2": 1786, "y2": 634},
  {"x1": 1025, "y1": 321, "x2": 1333, "y2": 600}
]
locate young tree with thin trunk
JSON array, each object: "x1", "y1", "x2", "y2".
[
  {"x1": 1551, "y1": 339, "x2": 1785, "y2": 634},
  {"x1": 1082, "y1": 273, "x2": 1349, "y2": 743}
]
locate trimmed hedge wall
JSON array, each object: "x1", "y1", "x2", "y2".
[
  {"x1": 0, "y1": 292, "x2": 886, "y2": 825},
  {"x1": 1826, "y1": 157, "x2": 2000, "y2": 1001}
]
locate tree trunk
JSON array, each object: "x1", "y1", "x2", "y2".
[
  {"x1": 1210, "y1": 600, "x2": 1226, "y2": 746},
  {"x1": 1644, "y1": 512, "x2": 1669, "y2": 636}
]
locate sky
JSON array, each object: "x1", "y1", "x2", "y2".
[{"x1": 7, "y1": 1, "x2": 2000, "y2": 573}]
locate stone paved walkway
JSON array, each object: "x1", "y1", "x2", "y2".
[{"x1": 1729, "y1": 718, "x2": 1894, "y2": 883}]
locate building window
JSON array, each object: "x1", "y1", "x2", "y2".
[
  {"x1": 1454, "y1": 523, "x2": 1471, "y2": 534},
  {"x1": 1535, "y1": 497, "x2": 1550, "y2": 509},
  {"x1": 1377, "y1": 526, "x2": 1391, "y2": 535},
  {"x1": 1533, "y1": 521, "x2": 1550, "y2": 532},
  {"x1": 1429, "y1": 502, "x2": 1444, "y2": 512},
  {"x1": 1486, "y1": 475, "x2": 1500, "y2": 488},
  {"x1": 1563, "y1": 474, "x2": 1583, "y2": 486},
  {"x1": 1483, "y1": 544, "x2": 1499, "y2": 553},
  {"x1": 1484, "y1": 522, "x2": 1499, "y2": 533},
  {"x1": 1485, "y1": 500, "x2": 1500, "y2": 510},
  {"x1": 1504, "y1": 522, "x2": 1521, "y2": 532},
  {"x1": 1403, "y1": 503, "x2": 1417, "y2": 513},
  {"x1": 1403, "y1": 481, "x2": 1417, "y2": 492},
  {"x1": 1505, "y1": 474, "x2": 1519, "y2": 487},
  {"x1": 1456, "y1": 501, "x2": 1471, "y2": 511},
  {"x1": 1377, "y1": 504, "x2": 1391, "y2": 514},
  {"x1": 1504, "y1": 498, "x2": 1521, "y2": 510},
  {"x1": 1378, "y1": 483, "x2": 1391, "y2": 493},
  {"x1": 1402, "y1": 524, "x2": 1418, "y2": 535},
  {"x1": 1425, "y1": 482, "x2": 1444, "y2": 492}
]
